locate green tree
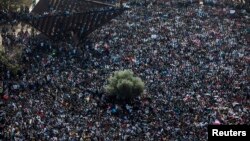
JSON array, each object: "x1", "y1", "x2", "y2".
[
  {"x1": 0, "y1": 0, "x2": 32, "y2": 11},
  {"x1": 105, "y1": 70, "x2": 145, "y2": 101},
  {"x1": 0, "y1": 0, "x2": 10, "y2": 10},
  {"x1": 0, "y1": 49, "x2": 20, "y2": 75}
]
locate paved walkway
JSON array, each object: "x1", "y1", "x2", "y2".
[
  {"x1": 0, "y1": 34, "x2": 2, "y2": 48},
  {"x1": 29, "y1": 0, "x2": 40, "y2": 12}
]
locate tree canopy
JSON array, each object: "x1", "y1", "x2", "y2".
[
  {"x1": 0, "y1": 49, "x2": 20, "y2": 74},
  {"x1": 105, "y1": 70, "x2": 145, "y2": 101},
  {"x1": 0, "y1": 0, "x2": 32, "y2": 11}
]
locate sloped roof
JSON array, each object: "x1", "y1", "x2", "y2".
[
  {"x1": 28, "y1": 0, "x2": 126, "y2": 41},
  {"x1": 31, "y1": 0, "x2": 114, "y2": 15}
]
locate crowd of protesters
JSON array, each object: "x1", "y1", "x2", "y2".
[{"x1": 1, "y1": 0, "x2": 249, "y2": 140}]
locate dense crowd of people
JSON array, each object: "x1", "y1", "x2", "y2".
[{"x1": 1, "y1": 0, "x2": 249, "y2": 140}]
